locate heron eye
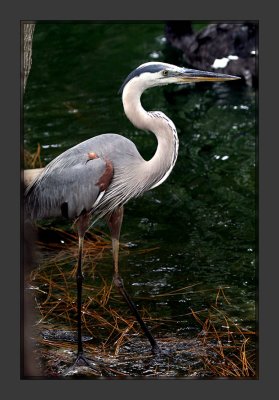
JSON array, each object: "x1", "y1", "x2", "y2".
[{"x1": 162, "y1": 70, "x2": 168, "y2": 76}]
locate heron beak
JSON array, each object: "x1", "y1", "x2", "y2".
[{"x1": 177, "y1": 68, "x2": 241, "y2": 83}]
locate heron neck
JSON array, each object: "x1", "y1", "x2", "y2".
[{"x1": 122, "y1": 85, "x2": 179, "y2": 189}]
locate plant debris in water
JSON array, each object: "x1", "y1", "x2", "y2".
[{"x1": 23, "y1": 227, "x2": 256, "y2": 379}]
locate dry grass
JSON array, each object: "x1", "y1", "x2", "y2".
[
  {"x1": 29, "y1": 228, "x2": 158, "y2": 353},
  {"x1": 24, "y1": 227, "x2": 257, "y2": 378},
  {"x1": 191, "y1": 289, "x2": 257, "y2": 378},
  {"x1": 24, "y1": 143, "x2": 43, "y2": 169}
]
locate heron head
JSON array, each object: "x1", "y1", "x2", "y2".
[{"x1": 119, "y1": 62, "x2": 240, "y2": 94}]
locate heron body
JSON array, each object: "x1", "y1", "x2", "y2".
[
  {"x1": 25, "y1": 64, "x2": 182, "y2": 222},
  {"x1": 25, "y1": 130, "x2": 176, "y2": 221},
  {"x1": 25, "y1": 61, "x2": 239, "y2": 368}
]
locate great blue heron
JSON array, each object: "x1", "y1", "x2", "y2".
[{"x1": 25, "y1": 61, "x2": 239, "y2": 367}]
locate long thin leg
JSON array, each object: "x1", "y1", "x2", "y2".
[
  {"x1": 76, "y1": 234, "x2": 84, "y2": 356},
  {"x1": 73, "y1": 213, "x2": 95, "y2": 366},
  {"x1": 108, "y1": 206, "x2": 160, "y2": 354},
  {"x1": 66, "y1": 213, "x2": 112, "y2": 375}
]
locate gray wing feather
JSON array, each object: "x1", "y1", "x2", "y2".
[
  {"x1": 25, "y1": 133, "x2": 144, "y2": 220},
  {"x1": 25, "y1": 154, "x2": 108, "y2": 220}
]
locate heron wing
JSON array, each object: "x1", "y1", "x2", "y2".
[{"x1": 25, "y1": 154, "x2": 112, "y2": 220}]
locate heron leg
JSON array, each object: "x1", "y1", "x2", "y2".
[
  {"x1": 108, "y1": 206, "x2": 160, "y2": 354},
  {"x1": 74, "y1": 213, "x2": 91, "y2": 358},
  {"x1": 76, "y1": 234, "x2": 84, "y2": 356}
]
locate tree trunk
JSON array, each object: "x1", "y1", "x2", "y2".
[
  {"x1": 22, "y1": 22, "x2": 42, "y2": 378},
  {"x1": 23, "y1": 23, "x2": 35, "y2": 92}
]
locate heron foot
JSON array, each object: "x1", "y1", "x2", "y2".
[
  {"x1": 63, "y1": 352, "x2": 101, "y2": 376},
  {"x1": 73, "y1": 352, "x2": 97, "y2": 368}
]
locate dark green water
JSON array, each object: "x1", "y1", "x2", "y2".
[{"x1": 24, "y1": 22, "x2": 256, "y2": 345}]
